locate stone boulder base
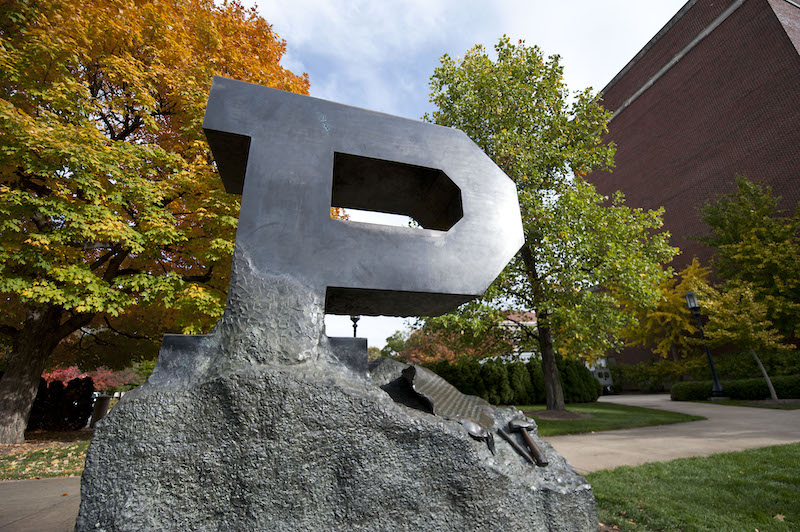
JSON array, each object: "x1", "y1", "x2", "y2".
[{"x1": 77, "y1": 354, "x2": 596, "y2": 531}]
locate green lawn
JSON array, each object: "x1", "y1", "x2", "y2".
[
  {"x1": 517, "y1": 402, "x2": 704, "y2": 437},
  {"x1": 1, "y1": 441, "x2": 90, "y2": 480},
  {"x1": 588, "y1": 443, "x2": 800, "y2": 531},
  {"x1": 1, "y1": 430, "x2": 92, "y2": 480}
]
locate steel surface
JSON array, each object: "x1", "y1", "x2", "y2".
[
  {"x1": 402, "y1": 365, "x2": 495, "y2": 429},
  {"x1": 203, "y1": 76, "x2": 524, "y2": 317}
]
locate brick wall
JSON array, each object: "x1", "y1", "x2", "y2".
[{"x1": 588, "y1": 0, "x2": 800, "y2": 269}]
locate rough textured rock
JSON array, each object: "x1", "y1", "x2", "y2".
[{"x1": 77, "y1": 266, "x2": 597, "y2": 531}]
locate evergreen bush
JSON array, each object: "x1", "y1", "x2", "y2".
[
  {"x1": 27, "y1": 376, "x2": 95, "y2": 430},
  {"x1": 670, "y1": 374, "x2": 800, "y2": 401},
  {"x1": 423, "y1": 355, "x2": 599, "y2": 405}
]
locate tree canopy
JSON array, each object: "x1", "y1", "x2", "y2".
[
  {"x1": 424, "y1": 37, "x2": 676, "y2": 409},
  {"x1": 0, "y1": 0, "x2": 308, "y2": 443},
  {"x1": 700, "y1": 176, "x2": 800, "y2": 345}
]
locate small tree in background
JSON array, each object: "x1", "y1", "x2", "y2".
[
  {"x1": 623, "y1": 259, "x2": 714, "y2": 361},
  {"x1": 704, "y1": 283, "x2": 794, "y2": 401},
  {"x1": 425, "y1": 37, "x2": 676, "y2": 410},
  {"x1": 43, "y1": 366, "x2": 138, "y2": 393},
  {"x1": 701, "y1": 176, "x2": 800, "y2": 345}
]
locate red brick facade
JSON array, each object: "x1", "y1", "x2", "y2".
[{"x1": 587, "y1": 0, "x2": 800, "y2": 269}]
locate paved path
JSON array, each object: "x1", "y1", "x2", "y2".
[
  {"x1": 544, "y1": 394, "x2": 800, "y2": 474},
  {"x1": 0, "y1": 477, "x2": 80, "y2": 532},
  {"x1": 3, "y1": 394, "x2": 799, "y2": 530}
]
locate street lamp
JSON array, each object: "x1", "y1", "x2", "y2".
[
  {"x1": 685, "y1": 291, "x2": 724, "y2": 398},
  {"x1": 350, "y1": 315, "x2": 360, "y2": 338}
]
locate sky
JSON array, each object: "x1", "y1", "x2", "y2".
[{"x1": 248, "y1": 0, "x2": 689, "y2": 348}]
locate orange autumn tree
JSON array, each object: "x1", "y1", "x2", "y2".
[{"x1": 0, "y1": 0, "x2": 308, "y2": 443}]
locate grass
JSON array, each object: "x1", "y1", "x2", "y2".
[
  {"x1": 588, "y1": 443, "x2": 800, "y2": 531},
  {"x1": 692, "y1": 399, "x2": 800, "y2": 410},
  {"x1": 517, "y1": 402, "x2": 704, "y2": 437},
  {"x1": 0, "y1": 430, "x2": 92, "y2": 481}
]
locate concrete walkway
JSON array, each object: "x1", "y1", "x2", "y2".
[
  {"x1": 3, "y1": 394, "x2": 799, "y2": 530},
  {"x1": 544, "y1": 394, "x2": 800, "y2": 474},
  {"x1": 0, "y1": 477, "x2": 80, "y2": 532}
]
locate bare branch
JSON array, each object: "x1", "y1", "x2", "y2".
[
  {"x1": 103, "y1": 315, "x2": 152, "y2": 341},
  {"x1": 182, "y1": 266, "x2": 214, "y2": 284}
]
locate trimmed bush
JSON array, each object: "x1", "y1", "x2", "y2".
[
  {"x1": 671, "y1": 374, "x2": 800, "y2": 401},
  {"x1": 557, "y1": 356, "x2": 602, "y2": 403},
  {"x1": 526, "y1": 359, "x2": 546, "y2": 404},
  {"x1": 612, "y1": 350, "x2": 800, "y2": 392},
  {"x1": 423, "y1": 355, "x2": 600, "y2": 405},
  {"x1": 27, "y1": 376, "x2": 95, "y2": 430}
]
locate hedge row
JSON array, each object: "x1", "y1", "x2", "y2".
[
  {"x1": 424, "y1": 355, "x2": 601, "y2": 406},
  {"x1": 612, "y1": 349, "x2": 800, "y2": 393},
  {"x1": 671, "y1": 374, "x2": 800, "y2": 401},
  {"x1": 27, "y1": 376, "x2": 95, "y2": 431}
]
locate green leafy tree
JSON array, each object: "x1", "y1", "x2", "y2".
[
  {"x1": 0, "y1": 0, "x2": 309, "y2": 443},
  {"x1": 367, "y1": 346, "x2": 382, "y2": 361},
  {"x1": 425, "y1": 37, "x2": 676, "y2": 410},
  {"x1": 380, "y1": 331, "x2": 410, "y2": 359},
  {"x1": 704, "y1": 282, "x2": 795, "y2": 401},
  {"x1": 701, "y1": 176, "x2": 800, "y2": 344}
]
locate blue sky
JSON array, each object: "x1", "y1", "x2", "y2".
[{"x1": 247, "y1": 0, "x2": 689, "y2": 347}]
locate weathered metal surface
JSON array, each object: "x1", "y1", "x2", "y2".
[
  {"x1": 459, "y1": 417, "x2": 496, "y2": 454},
  {"x1": 498, "y1": 427, "x2": 536, "y2": 465},
  {"x1": 202, "y1": 75, "x2": 524, "y2": 317},
  {"x1": 509, "y1": 419, "x2": 549, "y2": 467},
  {"x1": 402, "y1": 365, "x2": 495, "y2": 429}
]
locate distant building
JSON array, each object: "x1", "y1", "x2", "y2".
[{"x1": 587, "y1": 0, "x2": 800, "y2": 269}]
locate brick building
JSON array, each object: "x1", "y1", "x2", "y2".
[{"x1": 587, "y1": 0, "x2": 800, "y2": 269}]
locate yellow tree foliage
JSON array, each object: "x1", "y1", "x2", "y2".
[
  {"x1": 623, "y1": 259, "x2": 714, "y2": 360},
  {"x1": 704, "y1": 283, "x2": 794, "y2": 354},
  {"x1": 704, "y1": 282, "x2": 794, "y2": 401},
  {"x1": 0, "y1": 0, "x2": 308, "y2": 443}
]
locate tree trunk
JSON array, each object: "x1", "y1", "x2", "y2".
[
  {"x1": 518, "y1": 244, "x2": 565, "y2": 411},
  {"x1": 537, "y1": 322, "x2": 565, "y2": 411},
  {"x1": 750, "y1": 348, "x2": 778, "y2": 402},
  {"x1": 0, "y1": 307, "x2": 66, "y2": 443}
]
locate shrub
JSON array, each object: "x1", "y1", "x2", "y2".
[
  {"x1": 480, "y1": 359, "x2": 514, "y2": 405},
  {"x1": 671, "y1": 374, "x2": 800, "y2": 401},
  {"x1": 557, "y1": 356, "x2": 602, "y2": 403},
  {"x1": 27, "y1": 376, "x2": 95, "y2": 430},
  {"x1": 526, "y1": 358, "x2": 546, "y2": 404},
  {"x1": 613, "y1": 350, "x2": 800, "y2": 392},
  {"x1": 508, "y1": 362, "x2": 534, "y2": 405},
  {"x1": 422, "y1": 354, "x2": 600, "y2": 405}
]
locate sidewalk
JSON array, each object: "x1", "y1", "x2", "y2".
[
  {"x1": 544, "y1": 393, "x2": 800, "y2": 474},
  {"x1": 0, "y1": 477, "x2": 80, "y2": 532}
]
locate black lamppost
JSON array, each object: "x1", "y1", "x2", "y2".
[
  {"x1": 685, "y1": 291, "x2": 724, "y2": 398},
  {"x1": 350, "y1": 315, "x2": 360, "y2": 338}
]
